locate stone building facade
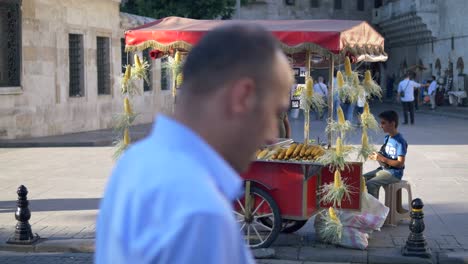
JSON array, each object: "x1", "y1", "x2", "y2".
[
  {"x1": 236, "y1": 0, "x2": 377, "y2": 21},
  {"x1": 373, "y1": 0, "x2": 468, "y2": 100},
  {"x1": 0, "y1": 0, "x2": 172, "y2": 139}
]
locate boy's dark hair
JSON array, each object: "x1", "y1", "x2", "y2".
[
  {"x1": 432, "y1": 75, "x2": 436, "y2": 80},
  {"x1": 379, "y1": 110, "x2": 399, "y2": 128}
]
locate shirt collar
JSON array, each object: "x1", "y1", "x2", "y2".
[{"x1": 150, "y1": 114, "x2": 243, "y2": 201}]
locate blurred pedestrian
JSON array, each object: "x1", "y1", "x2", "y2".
[{"x1": 96, "y1": 23, "x2": 293, "y2": 264}]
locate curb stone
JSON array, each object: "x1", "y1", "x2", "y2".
[{"x1": 0, "y1": 238, "x2": 94, "y2": 253}]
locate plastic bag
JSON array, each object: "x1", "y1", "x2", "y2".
[{"x1": 339, "y1": 226, "x2": 369, "y2": 250}]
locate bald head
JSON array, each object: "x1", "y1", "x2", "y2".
[{"x1": 180, "y1": 23, "x2": 280, "y2": 98}]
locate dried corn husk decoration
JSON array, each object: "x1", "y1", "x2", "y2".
[
  {"x1": 317, "y1": 137, "x2": 352, "y2": 171},
  {"x1": 360, "y1": 102, "x2": 379, "y2": 131},
  {"x1": 361, "y1": 70, "x2": 383, "y2": 99},
  {"x1": 319, "y1": 169, "x2": 353, "y2": 207},
  {"x1": 361, "y1": 176, "x2": 368, "y2": 193},
  {"x1": 131, "y1": 54, "x2": 150, "y2": 87},
  {"x1": 357, "y1": 129, "x2": 376, "y2": 161},
  {"x1": 300, "y1": 79, "x2": 326, "y2": 113},
  {"x1": 113, "y1": 128, "x2": 130, "y2": 160},
  {"x1": 325, "y1": 106, "x2": 353, "y2": 140},
  {"x1": 315, "y1": 207, "x2": 343, "y2": 245}
]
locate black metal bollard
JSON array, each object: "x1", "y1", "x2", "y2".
[
  {"x1": 402, "y1": 198, "x2": 431, "y2": 258},
  {"x1": 6, "y1": 185, "x2": 40, "y2": 245}
]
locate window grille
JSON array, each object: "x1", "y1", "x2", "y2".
[
  {"x1": 357, "y1": 0, "x2": 364, "y2": 11},
  {"x1": 0, "y1": 0, "x2": 21, "y2": 87},
  {"x1": 97, "y1": 37, "x2": 110, "y2": 95},
  {"x1": 310, "y1": 0, "x2": 320, "y2": 8},
  {"x1": 334, "y1": 0, "x2": 342, "y2": 9},
  {"x1": 69, "y1": 34, "x2": 84, "y2": 97}
]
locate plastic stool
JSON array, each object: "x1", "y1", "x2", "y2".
[{"x1": 383, "y1": 180, "x2": 413, "y2": 226}]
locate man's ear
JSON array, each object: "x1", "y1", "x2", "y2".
[{"x1": 227, "y1": 78, "x2": 257, "y2": 116}]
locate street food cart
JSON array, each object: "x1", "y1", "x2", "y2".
[{"x1": 124, "y1": 17, "x2": 388, "y2": 248}]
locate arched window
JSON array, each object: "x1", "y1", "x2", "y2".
[
  {"x1": 435, "y1": 58, "x2": 441, "y2": 76},
  {"x1": 0, "y1": 0, "x2": 21, "y2": 87}
]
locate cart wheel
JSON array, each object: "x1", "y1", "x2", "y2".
[
  {"x1": 233, "y1": 186, "x2": 281, "y2": 249},
  {"x1": 259, "y1": 218, "x2": 307, "y2": 234},
  {"x1": 281, "y1": 220, "x2": 307, "y2": 233}
]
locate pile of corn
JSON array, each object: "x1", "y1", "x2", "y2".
[{"x1": 256, "y1": 143, "x2": 325, "y2": 161}]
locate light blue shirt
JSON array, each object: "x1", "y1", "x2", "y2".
[
  {"x1": 95, "y1": 115, "x2": 254, "y2": 264},
  {"x1": 398, "y1": 79, "x2": 421, "y2": 102}
]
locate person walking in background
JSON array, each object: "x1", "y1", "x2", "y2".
[
  {"x1": 397, "y1": 71, "x2": 427, "y2": 125},
  {"x1": 313, "y1": 76, "x2": 328, "y2": 120},
  {"x1": 427, "y1": 75, "x2": 437, "y2": 110},
  {"x1": 386, "y1": 74, "x2": 395, "y2": 99},
  {"x1": 95, "y1": 23, "x2": 293, "y2": 264}
]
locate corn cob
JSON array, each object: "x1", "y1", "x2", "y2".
[
  {"x1": 124, "y1": 65, "x2": 131, "y2": 81},
  {"x1": 334, "y1": 170, "x2": 342, "y2": 188},
  {"x1": 271, "y1": 148, "x2": 282, "y2": 160},
  {"x1": 123, "y1": 128, "x2": 130, "y2": 145},
  {"x1": 176, "y1": 72, "x2": 184, "y2": 87},
  {"x1": 361, "y1": 176, "x2": 368, "y2": 193},
  {"x1": 278, "y1": 148, "x2": 287, "y2": 160},
  {"x1": 364, "y1": 102, "x2": 370, "y2": 115},
  {"x1": 292, "y1": 143, "x2": 304, "y2": 158},
  {"x1": 174, "y1": 51, "x2": 181, "y2": 63},
  {"x1": 304, "y1": 145, "x2": 314, "y2": 156},
  {"x1": 344, "y1": 57, "x2": 352, "y2": 77},
  {"x1": 352, "y1": 72, "x2": 360, "y2": 86},
  {"x1": 124, "y1": 97, "x2": 133, "y2": 115},
  {"x1": 364, "y1": 70, "x2": 372, "y2": 85},
  {"x1": 300, "y1": 144, "x2": 308, "y2": 157},
  {"x1": 361, "y1": 130, "x2": 368, "y2": 149},
  {"x1": 337, "y1": 106, "x2": 345, "y2": 125},
  {"x1": 257, "y1": 149, "x2": 269, "y2": 159},
  {"x1": 335, "y1": 137, "x2": 343, "y2": 156},
  {"x1": 285, "y1": 143, "x2": 297, "y2": 158},
  {"x1": 306, "y1": 77, "x2": 314, "y2": 99},
  {"x1": 337, "y1": 71, "x2": 344, "y2": 88},
  {"x1": 134, "y1": 54, "x2": 142, "y2": 69},
  {"x1": 329, "y1": 207, "x2": 339, "y2": 222}
]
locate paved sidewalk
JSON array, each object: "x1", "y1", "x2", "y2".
[
  {"x1": 1, "y1": 101, "x2": 468, "y2": 148},
  {"x1": 1, "y1": 102, "x2": 468, "y2": 263}
]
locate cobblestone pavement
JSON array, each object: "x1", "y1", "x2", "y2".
[{"x1": 0, "y1": 252, "x2": 93, "y2": 264}]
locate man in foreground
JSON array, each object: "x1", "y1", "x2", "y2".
[
  {"x1": 95, "y1": 23, "x2": 293, "y2": 263},
  {"x1": 364, "y1": 110, "x2": 408, "y2": 199}
]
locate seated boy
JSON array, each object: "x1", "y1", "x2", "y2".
[{"x1": 364, "y1": 110, "x2": 408, "y2": 199}]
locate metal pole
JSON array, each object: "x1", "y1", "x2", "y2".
[
  {"x1": 236, "y1": 0, "x2": 241, "y2": 19},
  {"x1": 304, "y1": 50, "x2": 311, "y2": 144},
  {"x1": 327, "y1": 54, "x2": 335, "y2": 147}
]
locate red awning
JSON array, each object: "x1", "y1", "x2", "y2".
[{"x1": 125, "y1": 17, "x2": 387, "y2": 62}]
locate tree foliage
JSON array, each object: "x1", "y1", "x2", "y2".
[{"x1": 121, "y1": 0, "x2": 247, "y2": 19}]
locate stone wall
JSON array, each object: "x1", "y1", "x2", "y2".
[
  {"x1": 236, "y1": 0, "x2": 374, "y2": 21},
  {"x1": 381, "y1": 0, "x2": 468, "y2": 91},
  {"x1": 0, "y1": 0, "x2": 172, "y2": 139}
]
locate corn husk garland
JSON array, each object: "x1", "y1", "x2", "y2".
[
  {"x1": 336, "y1": 58, "x2": 365, "y2": 104},
  {"x1": 360, "y1": 102, "x2": 379, "y2": 131},
  {"x1": 317, "y1": 137, "x2": 353, "y2": 171},
  {"x1": 357, "y1": 129, "x2": 376, "y2": 162},
  {"x1": 325, "y1": 106, "x2": 353, "y2": 140},
  {"x1": 319, "y1": 170, "x2": 353, "y2": 207},
  {"x1": 316, "y1": 207, "x2": 343, "y2": 244},
  {"x1": 113, "y1": 52, "x2": 149, "y2": 159},
  {"x1": 362, "y1": 70, "x2": 383, "y2": 99}
]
